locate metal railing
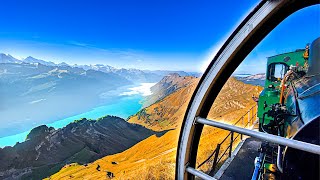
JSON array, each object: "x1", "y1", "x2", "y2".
[
  {"x1": 196, "y1": 104, "x2": 257, "y2": 173},
  {"x1": 185, "y1": 102, "x2": 320, "y2": 180},
  {"x1": 196, "y1": 118, "x2": 320, "y2": 155},
  {"x1": 185, "y1": 116, "x2": 320, "y2": 180},
  {"x1": 186, "y1": 118, "x2": 320, "y2": 180}
]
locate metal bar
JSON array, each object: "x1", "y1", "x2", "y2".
[
  {"x1": 196, "y1": 117, "x2": 320, "y2": 155},
  {"x1": 220, "y1": 132, "x2": 231, "y2": 144},
  {"x1": 197, "y1": 105, "x2": 254, "y2": 170},
  {"x1": 197, "y1": 146, "x2": 218, "y2": 169},
  {"x1": 229, "y1": 132, "x2": 234, "y2": 157},
  {"x1": 211, "y1": 143, "x2": 221, "y2": 173},
  {"x1": 234, "y1": 105, "x2": 256, "y2": 126},
  {"x1": 185, "y1": 166, "x2": 217, "y2": 180},
  {"x1": 234, "y1": 133, "x2": 240, "y2": 141},
  {"x1": 234, "y1": 117, "x2": 243, "y2": 126},
  {"x1": 217, "y1": 145, "x2": 230, "y2": 163}
]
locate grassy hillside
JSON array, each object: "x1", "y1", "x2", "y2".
[
  {"x1": 48, "y1": 77, "x2": 263, "y2": 179},
  {"x1": 129, "y1": 77, "x2": 262, "y2": 131},
  {"x1": 143, "y1": 73, "x2": 196, "y2": 108},
  {"x1": 0, "y1": 116, "x2": 162, "y2": 179},
  {"x1": 129, "y1": 76, "x2": 199, "y2": 131}
]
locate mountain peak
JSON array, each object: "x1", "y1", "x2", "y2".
[
  {"x1": 58, "y1": 62, "x2": 69, "y2": 66},
  {"x1": 0, "y1": 115, "x2": 160, "y2": 179},
  {"x1": 0, "y1": 53, "x2": 21, "y2": 63},
  {"x1": 23, "y1": 56, "x2": 57, "y2": 66},
  {"x1": 167, "y1": 73, "x2": 181, "y2": 77},
  {"x1": 25, "y1": 56, "x2": 34, "y2": 59},
  {"x1": 143, "y1": 74, "x2": 197, "y2": 107},
  {"x1": 26, "y1": 125, "x2": 54, "y2": 141}
]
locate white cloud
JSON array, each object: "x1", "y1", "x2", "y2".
[{"x1": 120, "y1": 83, "x2": 156, "y2": 97}]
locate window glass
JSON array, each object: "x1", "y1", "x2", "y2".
[
  {"x1": 274, "y1": 63, "x2": 286, "y2": 79},
  {"x1": 195, "y1": 5, "x2": 319, "y2": 174}
]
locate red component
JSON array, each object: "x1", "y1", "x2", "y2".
[{"x1": 296, "y1": 62, "x2": 299, "y2": 67}]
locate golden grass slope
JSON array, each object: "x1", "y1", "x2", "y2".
[
  {"x1": 129, "y1": 77, "x2": 262, "y2": 130},
  {"x1": 48, "y1": 77, "x2": 262, "y2": 180},
  {"x1": 129, "y1": 77, "x2": 199, "y2": 131}
]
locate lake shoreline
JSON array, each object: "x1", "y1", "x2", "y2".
[{"x1": 0, "y1": 82, "x2": 156, "y2": 148}]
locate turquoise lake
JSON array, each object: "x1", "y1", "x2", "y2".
[{"x1": 0, "y1": 94, "x2": 143, "y2": 148}]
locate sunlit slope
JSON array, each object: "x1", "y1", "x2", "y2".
[
  {"x1": 47, "y1": 130, "x2": 179, "y2": 180},
  {"x1": 143, "y1": 73, "x2": 196, "y2": 108},
  {"x1": 130, "y1": 77, "x2": 262, "y2": 130},
  {"x1": 129, "y1": 77, "x2": 199, "y2": 131},
  {"x1": 49, "y1": 77, "x2": 262, "y2": 179}
]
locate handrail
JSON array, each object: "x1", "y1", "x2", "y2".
[
  {"x1": 217, "y1": 144, "x2": 231, "y2": 164},
  {"x1": 197, "y1": 147, "x2": 218, "y2": 169},
  {"x1": 196, "y1": 117, "x2": 320, "y2": 155},
  {"x1": 197, "y1": 105, "x2": 257, "y2": 170},
  {"x1": 186, "y1": 167, "x2": 217, "y2": 180}
]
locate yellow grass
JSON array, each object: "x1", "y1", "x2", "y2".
[{"x1": 47, "y1": 77, "x2": 262, "y2": 180}]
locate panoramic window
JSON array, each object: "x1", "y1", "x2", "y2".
[
  {"x1": 0, "y1": 1, "x2": 319, "y2": 180},
  {"x1": 195, "y1": 4, "x2": 319, "y2": 178}
]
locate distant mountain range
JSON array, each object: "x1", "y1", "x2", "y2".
[
  {"x1": 0, "y1": 53, "x2": 200, "y2": 83},
  {"x1": 0, "y1": 53, "x2": 200, "y2": 137},
  {"x1": 0, "y1": 116, "x2": 166, "y2": 179},
  {"x1": 235, "y1": 73, "x2": 266, "y2": 86}
]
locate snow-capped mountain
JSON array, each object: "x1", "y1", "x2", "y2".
[
  {"x1": 23, "y1": 56, "x2": 57, "y2": 66},
  {"x1": 75, "y1": 64, "x2": 116, "y2": 72},
  {"x1": 0, "y1": 53, "x2": 22, "y2": 64},
  {"x1": 0, "y1": 53, "x2": 200, "y2": 83},
  {"x1": 235, "y1": 73, "x2": 266, "y2": 86},
  {"x1": 57, "y1": 62, "x2": 69, "y2": 67},
  {"x1": 243, "y1": 73, "x2": 266, "y2": 80}
]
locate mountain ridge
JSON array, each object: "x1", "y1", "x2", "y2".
[
  {"x1": 0, "y1": 53, "x2": 200, "y2": 82},
  {"x1": 142, "y1": 73, "x2": 196, "y2": 107},
  {"x1": 0, "y1": 116, "x2": 165, "y2": 179},
  {"x1": 235, "y1": 73, "x2": 266, "y2": 86}
]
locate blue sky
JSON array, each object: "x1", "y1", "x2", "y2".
[{"x1": 0, "y1": 1, "x2": 319, "y2": 73}]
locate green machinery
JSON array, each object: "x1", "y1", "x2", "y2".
[{"x1": 257, "y1": 48, "x2": 308, "y2": 132}]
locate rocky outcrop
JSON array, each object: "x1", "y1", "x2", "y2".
[{"x1": 0, "y1": 116, "x2": 162, "y2": 179}]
